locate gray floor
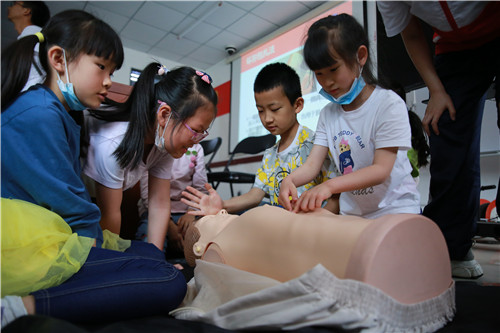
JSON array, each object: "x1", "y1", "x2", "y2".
[{"x1": 455, "y1": 236, "x2": 500, "y2": 285}]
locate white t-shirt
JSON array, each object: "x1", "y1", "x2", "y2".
[
  {"x1": 314, "y1": 86, "x2": 420, "y2": 218},
  {"x1": 83, "y1": 115, "x2": 174, "y2": 191},
  {"x1": 253, "y1": 125, "x2": 336, "y2": 205},
  {"x1": 377, "y1": 1, "x2": 499, "y2": 55},
  {"x1": 18, "y1": 25, "x2": 45, "y2": 91},
  {"x1": 377, "y1": 1, "x2": 487, "y2": 37}
]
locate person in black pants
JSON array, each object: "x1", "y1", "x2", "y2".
[{"x1": 378, "y1": 1, "x2": 500, "y2": 278}]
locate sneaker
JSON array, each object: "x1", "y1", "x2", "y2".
[
  {"x1": 451, "y1": 249, "x2": 484, "y2": 279},
  {"x1": 1, "y1": 296, "x2": 28, "y2": 328}
]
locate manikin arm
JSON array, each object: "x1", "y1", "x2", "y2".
[{"x1": 400, "y1": 15, "x2": 456, "y2": 135}]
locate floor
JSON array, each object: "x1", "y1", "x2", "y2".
[{"x1": 456, "y1": 236, "x2": 500, "y2": 285}]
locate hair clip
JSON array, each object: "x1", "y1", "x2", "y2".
[
  {"x1": 158, "y1": 65, "x2": 169, "y2": 76},
  {"x1": 196, "y1": 70, "x2": 212, "y2": 84},
  {"x1": 157, "y1": 100, "x2": 167, "y2": 114}
]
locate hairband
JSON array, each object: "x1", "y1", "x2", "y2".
[
  {"x1": 158, "y1": 65, "x2": 169, "y2": 76},
  {"x1": 34, "y1": 32, "x2": 44, "y2": 43},
  {"x1": 196, "y1": 70, "x2": 212, "y2": 84}
]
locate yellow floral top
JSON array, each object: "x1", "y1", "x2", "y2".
[{"x1": 253, "y1": 125, "x2": 337, "y2": 205}]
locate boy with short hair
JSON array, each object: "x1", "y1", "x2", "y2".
[{"x1": 181, "y1": 62, "x2": 337, "y2": 217}]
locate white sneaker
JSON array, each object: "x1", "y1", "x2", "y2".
[
  {"x1": 1, "y1": 296, "x2": 28, "y2": 328},
  {"x1": 451, "y1": 257, "x2": 483, "y2": 279}
]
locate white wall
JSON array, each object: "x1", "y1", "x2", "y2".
[{"x1": 112, "y1": 46, "x2": 184, "y2": 85}]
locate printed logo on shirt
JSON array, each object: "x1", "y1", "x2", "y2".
[
  {"x1": 339, "y1": 137, "x2": 354, "y2": 175},
  {"x1": 333, "y1": 130, "x2": 366, "y2": 176}
]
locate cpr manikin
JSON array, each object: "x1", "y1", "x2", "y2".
[{"x1": 175, "y1": 205, "x2": 455, "y2": 332}]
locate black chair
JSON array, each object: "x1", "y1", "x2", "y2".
[
  {"x1": 208, "y1": 134, "x2": 276, "y2": 197},
  {"x1": 199, "y1": 137, "x2": 222, "y2": 173}
]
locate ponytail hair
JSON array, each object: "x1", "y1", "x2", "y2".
[
  {"x1": 384, "y1": 79, "x2": 430, "y2": 168},
  {"x1": 408, "y1": 110, "x2": 430, "y2": 168},
  {"x1": 2, "y1": 9, "x2": 124, "y2": 111},
  {"x1": 113, "y1": 63, "x2": 218, "y2": 170},
  {"x1": 1, "y1": 35, "x2": 39, "y2": 108}
]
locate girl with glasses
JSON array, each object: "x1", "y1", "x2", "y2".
[{"x1": 83, "y1": 64, "x2": 217, "y2": 251}]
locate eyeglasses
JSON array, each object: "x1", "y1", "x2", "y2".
[
  {"x1": 156, "y1": 100, "x2": 208, "y2": 143},
  {"x1": 183, "y1": 122, "x2": 209, "y2": 143}
]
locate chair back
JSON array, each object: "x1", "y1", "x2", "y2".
[
  {"x1": 225, "y1": 134, "x2": 276, "y2": 171},
  {"x1": 200, "y1": 137, "x2": 222, "y2": 172}
]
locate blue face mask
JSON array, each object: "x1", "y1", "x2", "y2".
[
  {"x1": 319, "y1": 67, "x2": 366, "y2": 105},
  {"x1": 56, "y1": 49, "x2": 87, "y2": 111}
]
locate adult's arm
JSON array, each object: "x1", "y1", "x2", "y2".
[{"x1": 399, "y1": 15, "x2": 456, "y2": 135}]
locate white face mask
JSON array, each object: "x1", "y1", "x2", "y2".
[
  {"x1": 56, "y1": 49, "x2": 87, "y2": 111},
  {"x1": 155, "y1": 113, "x2": 171, "y2": 152}
]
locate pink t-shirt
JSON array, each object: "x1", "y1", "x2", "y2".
[{"x1": 138, "y1": 143, "x2": 208, "y2": 215}]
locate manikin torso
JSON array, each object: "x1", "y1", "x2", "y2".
[{"x1": 188, "y1": 205, "x2": 452, "y2": 305}]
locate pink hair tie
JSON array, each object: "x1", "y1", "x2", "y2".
[
  {"x1": 157, "y1": 100, "x2": 167, "y2": 114},
  {"x1": 196, "y1": 70, "x2": 212, "y2": 84}
]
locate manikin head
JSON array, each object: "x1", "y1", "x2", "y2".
[{"x1": 183, "y1": 210, "x2": 238, "y2": 267}]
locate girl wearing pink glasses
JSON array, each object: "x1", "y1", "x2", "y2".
[{"x1": 83, "y1": 64, "x2": 217, "y2": 251}]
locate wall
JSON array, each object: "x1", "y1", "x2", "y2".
[{"x1": 112, "y1": 47, "x2": 184, "y2": 85}]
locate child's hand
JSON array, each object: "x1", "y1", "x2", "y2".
[
  {"x1": 293, "y1": 183, "x2": 332, "y2": 213},
  {"x1": 278, "y1": 178, "x2": 298, "y2": 211},
  {"x1": 181, "y1": 183, "x2": 223, "y2": 216}
]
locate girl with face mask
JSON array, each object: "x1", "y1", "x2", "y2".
[
  {"x1": 278, "y1": 14, "x2": 420, "y2": 218},
  {"x1": 83, "y1": 64, "x2": 218, "y2": 251},
  {"x1": 1, "y1": 10, "x2": 187, "y2": 327}
]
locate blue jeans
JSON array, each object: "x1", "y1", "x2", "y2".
[
  {"x1": 31, "y1": 241, "x2": 186, "y2": 324},
  {"x1": 423, "y1": 38, "x2": 499, "y2": 260}
]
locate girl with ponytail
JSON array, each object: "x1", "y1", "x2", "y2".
[
  {"x1": 84, "y1": 63, "x2": 218, "y2": 250},
  {"x1": 2, "y1": 10, "x2": 187, "y2": 326}
]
